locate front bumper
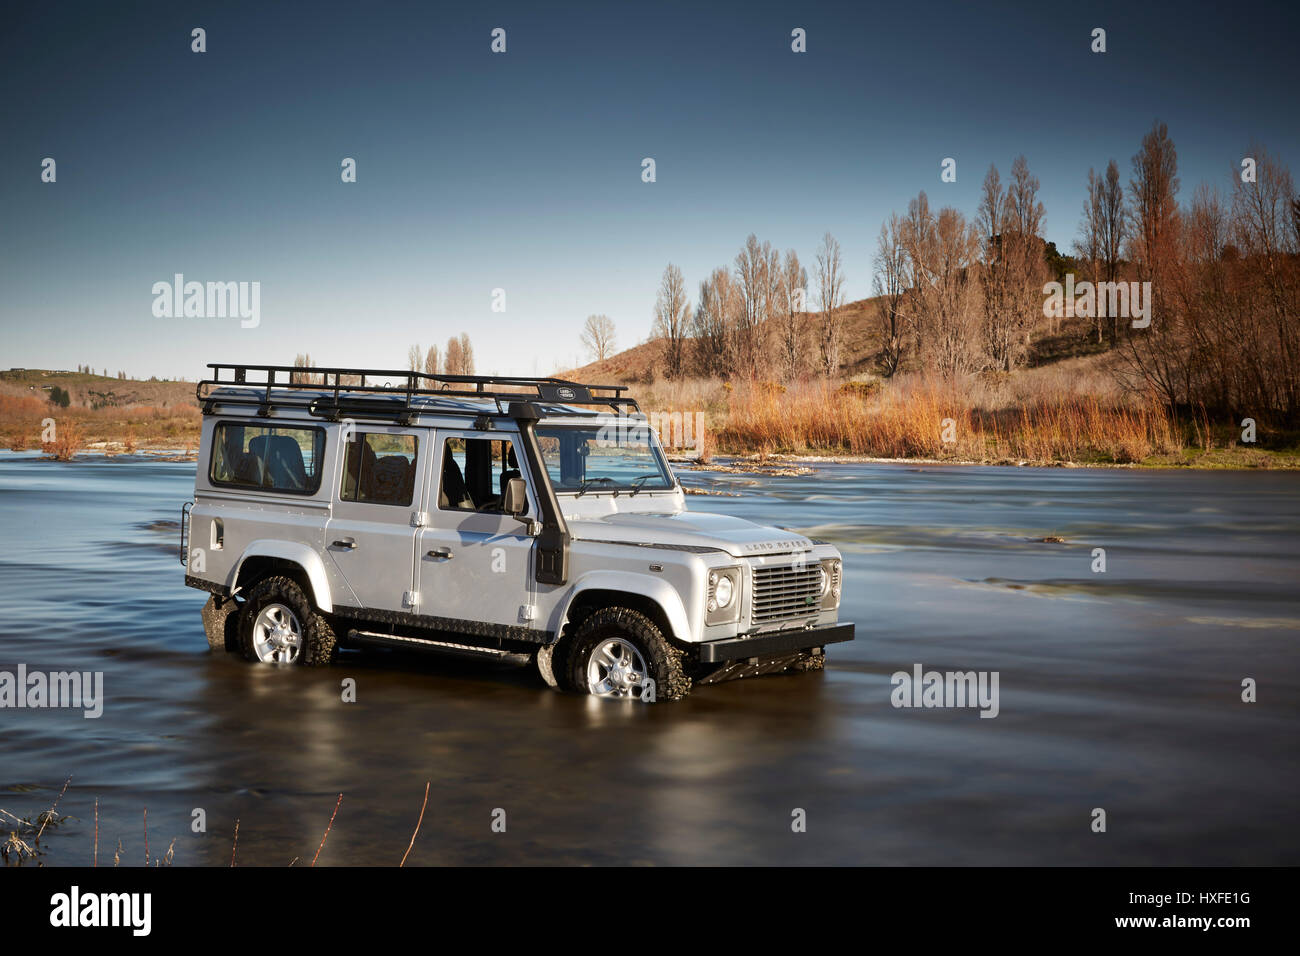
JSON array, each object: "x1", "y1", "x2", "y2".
[{"x1": 694, "y1": 622, "x2": 855, "y2": 664}]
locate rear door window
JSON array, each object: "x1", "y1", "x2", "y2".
[
  {"x1": 210, "y1": 423, "x2": 324, "y2": 494},
  {"x1": 340, "y1": 433, "x2": 419, "y2": 506}
]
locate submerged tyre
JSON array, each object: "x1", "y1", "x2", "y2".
[
  {"x1": 237, "y1": 575, "x2": 336, "y2": 667},
  {"x1": 565, "y1": 607, "x2": 690, "y2": 701}
]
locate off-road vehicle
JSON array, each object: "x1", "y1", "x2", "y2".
[{"x1": 181, "y1": 363, "x2": 853, "y2": 700}]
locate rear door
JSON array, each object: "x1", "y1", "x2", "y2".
[
  {"x1": 324, "y1": 427, "x2": 425, "y2": 613},
  {"x1": 414, "y1": 429, "x2": 537, "y2": 630}
]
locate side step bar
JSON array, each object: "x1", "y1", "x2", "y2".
[{"x1": 346, "y1": 629, "x2": 533, "y2": 665}]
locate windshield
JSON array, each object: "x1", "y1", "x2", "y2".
[{"x1": 535, "y1": 422, "x2": 675, "y2": 493}]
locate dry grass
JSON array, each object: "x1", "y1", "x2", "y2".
[
  {"x1": 708, "y1": 375, "x2": 1182, "y2": 464},
  {"x1": 1, "y1": 398, "x2": 201, "y2": 452}
]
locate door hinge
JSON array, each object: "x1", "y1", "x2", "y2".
[
  {"x1": 410, "y1": 511, "x2": 429, "y2": 528},
  {"x1": 403, "y1": 591, "x2": 420, "y2": 608},
  {"x1": 518, "y1": 604, "x2": 536, "y2": 623}
]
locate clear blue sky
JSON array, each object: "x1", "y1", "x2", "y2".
[{"x1": 1, "y1": 0, "x2": 1296, "y2": 380}]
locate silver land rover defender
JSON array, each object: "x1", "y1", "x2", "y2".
[{"x1": 182, "y1": 363, "x2": 853, "y2": 700}]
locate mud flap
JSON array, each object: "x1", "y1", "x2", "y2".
[
  {"x1": 201, "y1": 593, "x2": 242, "y2": 653},
  {"x1": 534, "y1": 642, "x2": 560, "y2": 689}
]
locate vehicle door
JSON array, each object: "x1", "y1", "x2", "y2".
[
  {"x1": 415, "y1": 430, "x2": 538, "y2": 630},
  {"x1": 324, "y1": 426, "x2": 425, "y2": 613}
]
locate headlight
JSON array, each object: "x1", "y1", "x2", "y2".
[
  {"x1": 715, "y1": 574, "x2": 734, "y2": 608},
  {"x1": 706, "y1": 567, "x2": 741, "y2": 624}
]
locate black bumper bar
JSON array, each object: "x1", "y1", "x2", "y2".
[{"x1": 694, "y1": 622, "x2": 855, "y2": 664}]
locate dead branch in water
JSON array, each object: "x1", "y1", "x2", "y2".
[
  {"x1": 400, "y1": 782, "x2": 430, "y2": 868},
  {"x1": 311, "y1": 794, "x2": 343, "y2": 867}
]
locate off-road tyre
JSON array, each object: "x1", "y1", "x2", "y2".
[
  {"x1": 237, "y1": 575, "x2": 337, "y2": 666},
  {"x1": 564, "y1": 606, "x2": 691, "y2": 701}
]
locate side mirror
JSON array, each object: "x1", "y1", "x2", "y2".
[{"x1": 503, "y1": 477, "x2": 528, "y2": 516}]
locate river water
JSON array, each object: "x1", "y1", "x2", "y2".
[{"x1": 1, "y1": 451, "x2": 1296, "y2": 865}]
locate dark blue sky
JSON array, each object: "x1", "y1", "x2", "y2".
[{"x1": 2, "y1": 0, "x2": 1297, "y2": 379}]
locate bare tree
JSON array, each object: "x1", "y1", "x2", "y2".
[
  {"x1": 691, "y1": 267, "x2": 736, "y2": 378},
  {"x1": 977, "y1": 164, "x2": 1016, "y2": 363},
  {"x1": 902, "y1": 193, "x2": 982, "y2": 381},
  {"x1": 1118, "y1": 121, "x2": 1183, "y2": 409},
  {"x1": 292, "y1": 353, "x2": 317, "y2": 385},
  {"x1": 1100, "y1": 159, "x2": 1127, "y2": 285},
  {"x1": 423, "y1": 345, "x2": 440, "y2": 377},
  {"x1": 444, "y1": 336, "x2": 464, "y2": 376},
  {"x1": 1075, "y1": 167, "x2": 1106, "y2": 341},
  {"x1": 814, "y1": 232, "x2": 846, "y2": 376},
  {"x1": 733, "y1": 235, "x2": 778, "y2": 377},
  {"x1": 407, "y1": 344, "x2": 423, "y2": 372},
  {"x1": 1128, "y1": 121, "x2": 1181, "y2": 288},
  {"x1": 458, "y1": 333, "x2": 475, "y2": 375},
  {"x1": 776, "y1": 250, "x2": 807, "y2": 380},
  {"x1": 1230, "y1": 145, "x2": 1299, "y2": 418},
  {"x1": 872, "y1": 214, "x2": 908, "y2": 376},
  {"x1": 580, "y1": 314, "x2": 617, "y2": 362},
  {"x1": 1073, "y1": 158, "x2": 1129, "y2": 344},
  {"x1": 652, "y1": 264, "x2": 690, "y2": 379},
  {"x1": 1006, "y1": 155, "x2": 1045, "y2": 238}
]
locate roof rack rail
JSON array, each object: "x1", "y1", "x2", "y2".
[{"x1": 196, "y1": 363, "x2": 640, "y2": 422}]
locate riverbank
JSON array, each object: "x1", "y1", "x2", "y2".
[{"x1": 675, "y1": 445, "x2": 1300, "y2": 472}]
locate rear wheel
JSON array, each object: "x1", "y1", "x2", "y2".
[
  {"x1": 237, "y1": 576, "x2": 336, "y2": 666},
  {"x1": 564, "y1": 607, "x2": 690, "y2": 701}
]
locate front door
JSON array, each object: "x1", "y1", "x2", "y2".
[
  {"x1": 415, "y1": 430, "x2": 537, "y2": 630},
  {"x1": 324, "y1": 427, "x2": 424, "y2": 613}
]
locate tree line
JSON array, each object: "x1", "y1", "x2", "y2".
[{"x1": 626, "y1": 121, "x2": 1299, "y2": 426}]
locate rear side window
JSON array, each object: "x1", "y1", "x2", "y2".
[
  {"x1": 340, "y1": 433, "x2": 419, "y2": 506},
  {"x1": 210, "y1": 423, "x2": 325, "y2": 494}
]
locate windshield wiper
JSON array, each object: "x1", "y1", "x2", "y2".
[
  {"x1": 575, "y1": 476, "x2": 615, "y2": 497},
  {"x1": 628, "y1": 474, "x2": 663, "y2": 496}
]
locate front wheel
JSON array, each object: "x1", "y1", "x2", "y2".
[
  {"x1": 237, "y1": 576, "x2": 336, "y2": 666},
  {"x1": 564, "y1": 607, "x2": 690, "y2": 701}
]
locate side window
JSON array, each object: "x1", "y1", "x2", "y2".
[
  {"x1": 340, "y1": 433, "x2": 418, "y2": 506},
  {"x1": 210, "y1": 423, "x2": 324, "y2": 494},
  {"x1": 438, "y1": 437, "x2": 521, "y2": 513}
]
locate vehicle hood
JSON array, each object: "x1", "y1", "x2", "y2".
[{"x1": 566, "y1": 510, "x2": 812, "y2": 558}]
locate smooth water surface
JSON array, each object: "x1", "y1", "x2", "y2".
[{"x1": 1, "y1": 451, "x2": 1296, "y2": 865}]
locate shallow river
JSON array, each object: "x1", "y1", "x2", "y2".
[{"x1": 1, "y1": 451, "x2": 1296, "y2": 865}]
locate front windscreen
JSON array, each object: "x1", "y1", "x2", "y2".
[{"x1": 534, "y1": 422, "x2": 674, "y2": 493}]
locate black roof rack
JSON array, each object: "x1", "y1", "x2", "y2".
[{"x1": 196, "y1": 363, "x2": 639, "y2": 422}]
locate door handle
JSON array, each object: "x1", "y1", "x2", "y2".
[
  {"x1": 426, "y1": 547, "x2": 454, "y2": 560},
  {"x1": 332, "y1": 538, "x2": 357, "y2": 550}
]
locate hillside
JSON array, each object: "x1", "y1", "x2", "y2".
[
  {"x1": 0, "y1": 368, "x2": 196, "y2": 410},
  {"x1": 0, "y1": 369, "x2": 201, "y2": 451},
  {"x1": 560, "y1": 296, "x2": 1111, "y2": 385}
]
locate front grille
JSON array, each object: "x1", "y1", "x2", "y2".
[{"x1": 751, "y1": 563, "x2": 823, "y2": 623}]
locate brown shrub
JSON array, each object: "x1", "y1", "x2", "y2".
[{"x1": 41, "y1": 419, "x2": 84, "y2": 461}]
